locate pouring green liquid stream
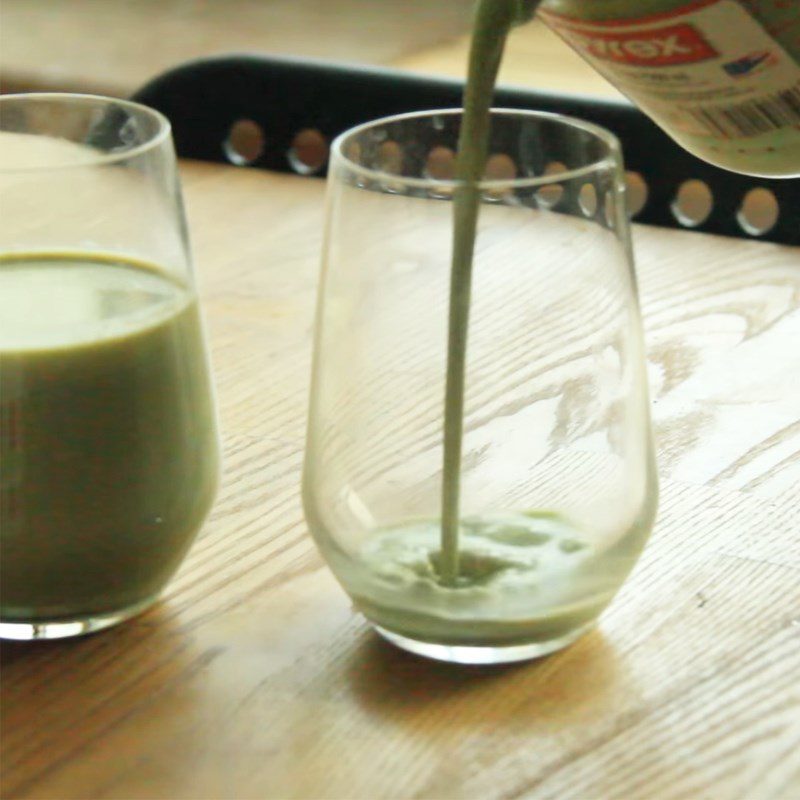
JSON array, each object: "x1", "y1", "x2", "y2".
[
  {"x1": 439, "y1": 0, "x2": 538, "y2": 586},
  {"x1": 439, "y1": 0, "x2": 798, "y2": 585},
  {"x1": 306, "y1": 0, "x2": 791, "y2": 654}
]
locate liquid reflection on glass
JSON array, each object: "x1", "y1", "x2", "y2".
[
  {"x1": 304, "y1": 110, "x2": 658, "y2": 664},
  {"x1": 0, "y1": 94, "x2": 219, "y2": 640}
]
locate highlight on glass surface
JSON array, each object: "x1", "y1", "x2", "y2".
[
  {"x1": 0, "y1": 94, "x2": 220, "y2": 640},
  {"x1": 304, "y1": 108, "x2": 658, "y2": 665}
]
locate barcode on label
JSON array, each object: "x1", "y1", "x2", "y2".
[{"x1": 683, "y1": 82, "x2": 800, "y2": 139}]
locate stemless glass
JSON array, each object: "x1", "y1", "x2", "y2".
[
  {"x1": 0, "y1": 94, "x2": 220, "y2": 640},
  {"x1": 304, "y1": 109, "x2": 658, "y2": 665}
]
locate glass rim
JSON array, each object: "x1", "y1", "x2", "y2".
[
  {"x1": 0, "y1": 93, "x2": 172, "y2": 172},
  {"x1": 331, "y1": 107, "x2": 622, "y2": 191}
]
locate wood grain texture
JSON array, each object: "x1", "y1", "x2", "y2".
[
  {"x1": 0, "y1": 0, "x2": 472, "y2": 97},
  {"x1": 1, "y1": 162, "x2": 799, "y2": 800}
]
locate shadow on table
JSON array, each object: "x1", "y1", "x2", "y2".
[
  {"x1": 0, "y1": 601, "x2": 184, "y2": 670},
  {"x1": 344, "y1": 624, "x2": 627, "y2": 728}
]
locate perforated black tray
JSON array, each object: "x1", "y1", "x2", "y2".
[{"x1": 133, "y1": 55, "x2": 799, "y2": 245}]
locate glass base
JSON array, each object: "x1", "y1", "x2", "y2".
[
  {"x1": 0, "y1": 595, "x2": 158, "y2": 641},
  {"x1": 373, "y1": 621, "x2": 593, "y2": 665}
]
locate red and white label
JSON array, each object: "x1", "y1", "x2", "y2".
[
  {"x1": 558, "y1": 22, "x2": 718, "y2": 67},
  {"x1": 540, "y1": 0, "x2": 800, "y2": 140}
]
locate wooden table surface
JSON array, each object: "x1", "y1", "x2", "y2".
[{"x1": 2, "y1": 161, "x2": 799, "y2": 800}]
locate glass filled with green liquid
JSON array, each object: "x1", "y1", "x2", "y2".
[
  {"x1": 304, "y1": 109, "x2": 657, "y2": 664},
  {"x1": 0, "y1": 94, "x2": 219, "y2": 640}
]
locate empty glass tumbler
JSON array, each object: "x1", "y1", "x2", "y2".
[{"x1": 304, "y1": 109, "x2": 657, "y2": 664}]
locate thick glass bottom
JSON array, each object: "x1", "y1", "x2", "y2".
[
  {"x1": 373, "y1": 620, "x2": 594, "y2": 665},
  {"x1": 0, "y1": 595, "x2": 158, "y2": 640}
]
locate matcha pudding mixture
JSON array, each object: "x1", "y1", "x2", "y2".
[
  {"x1": 0, "y1": 253, "x2": 218, "y2": 621},
  {"x1": 348, "y1": 0, "x2": 796, "y2": 646},
  {"x1": 349, "y1": 0, "x2": 606, "y2": 647}
]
